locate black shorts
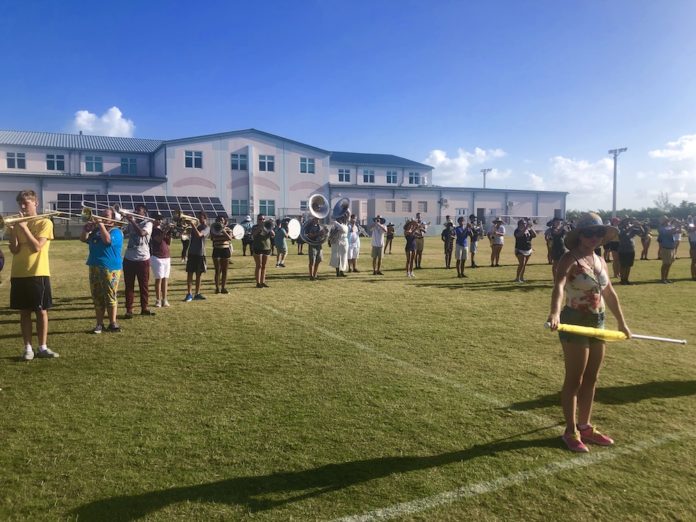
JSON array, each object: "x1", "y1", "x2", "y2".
[
  {"x1": 212, "y1": 247, "x2": 231, "y2": 259},
  {"x1": 10, "y1": 276, "x2": 53, "y2": 311},
  {"x1": 618, "y1": 251, "x2": 635, "y2": 268},
  {"x1": 242, "y1": 236, "x2": 253, "y2": 246},
  {"x1": 253, "y1": 249, "x2": 271, "y2": 256},
  {"x1": 605, "y1": 241, "x2": 619, "y2": 252},
  {"x1": 186, "y1": 254, "x2": 207, "y2": 274}
]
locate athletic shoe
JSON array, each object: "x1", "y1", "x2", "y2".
[
  {"x1": 107, "y1": 323, "x2": 121, "y2": 333},
  {"x1": 184, "y1": 293, "x2": 193, "y2": 302},
  {"x1": 37, "y1": 348, "x2": 59, "y2": 359},
  {"x1": 279, "y1": 263, "x2": 286, "y2": 267},
  {"x1": 221, "y1": 288, "x2": 229, "y2": 294},
  {"x1": 124, "y1": 312, "x2": 133, "y2": 319},
  {"x1": 92, "y1": 324, "x2": 103, "y2": 334},
  {"x1": 462, "y1": 274, "x2": 468, "y2": 278},
  {"x1": 141, "y1": 309, "x2": 156, "y2": 316},
  {"x1": 261, "y1": 283, "x2": 269, "y2": 288},
  {"x1": 579, "y1": 425, "x2": 614, "y2": 446},
  {"x1": 163, "y1": 301, "x2": 170, "y2": 307},
  {"x1": 155, "y1": 300, "x2": 162, "y2": 307},
  {"x1": 23, "y1": 348, "x2": 35, "y2": 361},
  {"x1": 193, "y1": 294, "x2": 206, "y2": 300},
  {"x1": 353, "y1": 269, "x2": 359, "y2": 272},
  {"x1": 376, "y1": 271, "x2": 384, "y2": 275},
  {"x1": 214, "y1": 288, "x2": 220, "y2": 294},
  {"x1": 562, "y1": 431, "x2": 589, "y2": 453},
  {"x1": 257, "y1": 283, "x2": 264, "y2": 288}
]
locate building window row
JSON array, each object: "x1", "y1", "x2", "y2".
[
  {"x1": 382, "y1": 200, "x2": 428, "y2": 214},
  {"x1": 339, "y1": 169, "x2": 423, "y2": 185}
]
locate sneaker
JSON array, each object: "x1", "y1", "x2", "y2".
[
  {"x1": 221, "y1": 288, "x2": 229, "y2": 294},
  {"x1": 462, "y1": 273, "x2": 468, "y2": 278},
  {"x1": 37, "y1": 348, "x2": 59, "y2": 359},
  {"x1": 279, "y1": 263, "x2": 286, "y2": 268},
  {"x1": 376, "y1": 271, "x2": 384, "y2": 275},
  {"x1": 579, "y1": 425, "x2": 614, "y2": 446},
  {"x1": 215, "y1": 288, "x2": 220, "y2": 294},
  {"x1": 162, "y1": 300, "x2": 171, "y2": 307},
  {"x1": 155, "y1": 300, "x2": 162, "y2": 308},
  {"x1": 353, "y1": 269, "x2": 359, "y2": 272},
  {"x1": 261, "y1": 283, "x2": 269, "y2": 288},
  {"x1": 23, "y1": 348, "x2": 35, "y2": 361},
  {"x1": 193, "y1": 294, "x2": 206, "y2": 300},
  {"x1": 257, "y1": 283, "x2": 264, "y2": 288},
  {"x1": 184, "y1": 293, "x2": 193, "y2": 302},
  {"x1": 141, "y1": 309, "x2": 156, "y2": 316},
  {"x1": 562, "y1": 431, "x2": 589, "y2": 453},
  {"x1": 107, "y1": 323, "x2": 121, "y2": 332},
  {"x1": 92, "y1": 324, "x2": 103, "y2": 334},
  {"x1": 124, "y1": 312, "x2": 133, "y2": 319}
]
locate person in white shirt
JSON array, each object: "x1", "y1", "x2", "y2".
[
  {"x1": 347, "y1": 214, "x2": 361, "y2": 273},
  {"x1": 489, "y1": 217, "x2": 505, "y2": 267},
  {"x1": 370, "y1": 215, "x2": 387, "y2": 276}
]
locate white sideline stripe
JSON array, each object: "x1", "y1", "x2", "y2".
[
  {"x1": 333, "y1": 432, "x2": 687, "y2": 522},
  {"x1": 261, "y1": 304, "x2": 557, "y2": 426}
]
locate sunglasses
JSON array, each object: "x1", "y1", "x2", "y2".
[{"x1": 579, "y1": 228, "x2": 606, "y2": 239}]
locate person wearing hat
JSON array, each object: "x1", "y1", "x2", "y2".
[
  {"x1": 241, "y1": 215, "x2": 253, "y2": 256},
  {"x1": 513, "y1": 219, "x2": 536, "y2": 283},
  {"x1": 547, "y1": 212, "x2": 630, "y2": 453},
  {"x1": 489, "y1": 217, "x2": 505, "y2": 267}
]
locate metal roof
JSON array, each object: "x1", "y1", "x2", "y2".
[
  {"x1": 161, "y1": 128, "x2": 330, "y2": 154},
  {"x1": 330, "y1": 151, "x2": 432, "y2": 169},
  {"x1": 0, "y1": 130, "x2": 164, "y2": 153}
]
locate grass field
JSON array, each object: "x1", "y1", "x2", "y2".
[{"x1": 1, "y1": 237, "x2": 695, "y2": 521}]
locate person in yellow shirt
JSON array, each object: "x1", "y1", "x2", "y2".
[{"x1": 7, "y1": 190, "x2": 59, "y2": 361}]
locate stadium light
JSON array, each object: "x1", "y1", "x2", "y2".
[
  {"x1": 481, "y1": 168, "x2": 492, "y2": 189},
  {"x1": 608, "y1": 148, "x2": 627, "y2": 218}
]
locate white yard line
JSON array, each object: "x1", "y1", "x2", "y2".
[
  {"x1": 261, "y1": 303, "x2": 558, "y2": 427},
  {"x1": 332, "y1": 432, "x2": 688, "y2": 522}
]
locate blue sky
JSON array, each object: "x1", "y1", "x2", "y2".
[{"x1": 2, "y1": 0, "x2": 695, "y2": 210}]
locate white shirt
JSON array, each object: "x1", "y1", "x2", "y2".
[{"x1": 371, "y1": 224, "x2": 386, "y2": 247}]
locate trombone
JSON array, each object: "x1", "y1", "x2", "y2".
[
  {"x1": 81, "y1": 207, "x2": 128, "y2": 226},
  {"x1": 173, "y1": 209, "x2": 199, "y2": 227},
  {"x1": 113, "y1": 203, "x2": 156, "y2": 223},
  {"x1": 0, "y1": 210, "x2": 67, "y2": 230}
]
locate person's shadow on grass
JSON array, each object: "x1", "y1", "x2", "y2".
[
  {"x1": 508, "y1": 380, "x2": 696, "y2": 411},
  {"x1": 71, "y1": 428, "x2": 561, "y2": 521}
]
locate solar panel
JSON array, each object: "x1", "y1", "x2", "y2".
[{"x1": 57, "y1": 193, "x2": 228, "y2": 219}]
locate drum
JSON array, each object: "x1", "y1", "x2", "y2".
[
  {"x1": 231, "y1": 224, "x2": 245, "y2": 240},
  {"x1": 287, "y1": 218, "x2": 301, "y2": 240}
]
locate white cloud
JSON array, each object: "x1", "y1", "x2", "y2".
[
  {"x1": 649, "y1": 134, "x2": 696, "y2": 162},
  {"x1": 424, "y1": 146, "x2": 506, "y2": 186},
  {"x1": 72, "y1": 106, "x2": 135, "y2": 137},
  {"x1": 529, "y1": 173, "x2": 545, "y2": 190}
]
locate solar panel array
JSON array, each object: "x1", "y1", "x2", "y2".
[{"x1": 56, "y1": 193, "x2": 228, "y2": 219}]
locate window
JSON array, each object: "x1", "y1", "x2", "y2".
[
  {"x1": 85, "y1": 155, "x2": 103, "y2": 173},
  {"x1": 300, "y1": 200, "x2": 308, "y2": 211},
  {"x1": 402, "y1": 200, "x2": 412, "y2": 213},
  {"x1": 259, "y1": 199, "x2": 275, "y2": 216},
  {"x1": 338, "y1": 168, "x2": 351, "y2": 182},
  {"x1": 417, "y1": 201, "x2": 428, "y2": 213},
  {"x1": 185, "y1": 151, "x2": 202, "y2": 168},
  {"x1": 231, "y1": 199, "x2": 249, "y2": 216},
  {"x1": 259, "y1": 155, "x2": 275, "y2": 172},
  {"x1": 300, "y1": 157, "x2": 315, "y2": 174},
  {"x1": 385, "y1": 200, "x2": 396, "y2": 213},
  {"x1": 362, "y1": 169, "x2": 375, "y2": 183},
  {"x1": 455, "y1": 208, "x2": 469, "y2": 217},
  {"x1": 408, "y1": 172, "x2": 420, "y2": 185},
  {"x1": 7, "y1": 152, "x2": 26, "y2": 169},
  {"x1": 120, "y1": 158, "x2": 137, "y2": 175},
  {"x1": 46, "y1": 154, "x2": 65, "y2": 171},
  {"x1": 231, "y1": 153, "x2": 248, "y2": 170},
  {"x1": 386, "y1": 170, "x2": 398, "y2": 184}
]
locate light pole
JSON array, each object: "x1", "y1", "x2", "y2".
[
  {"x1": 608, "y1": 147, "x2": 627, "y2": 218},
  {"x1": 481, "y1": 168, "x2": 492, "y2": 189}
]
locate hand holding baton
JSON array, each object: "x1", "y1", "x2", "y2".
[{"x1": 544, "y1": 322, "x2": 687, "y2": 345}]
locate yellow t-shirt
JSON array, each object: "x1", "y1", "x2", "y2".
[{"x1": 11, "y1": 219, "x2": 53, "y2": 278}]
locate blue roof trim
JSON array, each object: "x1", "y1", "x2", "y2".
[
  {"x1": 330, "y1": 151, "x2": 432, "y2": 169},
  {"x1": 0, "y1": 130, "x2": 163, "y2": 153}
]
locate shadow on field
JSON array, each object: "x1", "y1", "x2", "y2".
[
  {"x1": 414, "y1": 281, "x2": 550, "y2": 292},
  {"x1": 71, "y1": 429, "x2": 561, "y2": 520},
  {"x1": 508, "y1": 380, "x2": 696, "y2": 411}
]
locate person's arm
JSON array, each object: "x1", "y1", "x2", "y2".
[
  {"x1": 15, "y1": 221, "x2": 48, "y2": 253},
  {"x1": 529, "y1": 228, "x2": 537, "y2": 239},
  {"x1": 127, "y1": 215, "x2": 149, "y2": 237},
  {"x1": 80, "y1": 222, "x2": 95, "y2": 242},
  {"x1": 190, "y1": 223, "x2": 205, "y2": 238},
  {"x1": 547, "y1": 253, "x2": 573, "y2": 329},
  {"x1": 8, "y1": 225, "x2": 20, "y2": 254}
]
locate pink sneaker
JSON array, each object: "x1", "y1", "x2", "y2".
[
  {"x1": 579, "y1": 425, "x2": 614, "y2": 446},
  {"x1": 562, "y1": 431, "x2": 589, "y2": 453}
]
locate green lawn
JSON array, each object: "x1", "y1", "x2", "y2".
[{"x1": 1, "y1": 238, "x2": 694, "y2": 521}]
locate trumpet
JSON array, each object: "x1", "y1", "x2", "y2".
[
  {"x1": 0, "y1": 210, "x2": 71, "y2": 230},
  {"x1": 81, "y1": 207, "x2": 128, "y2": 226},
  {"x1": 173, "y1": 209, "x2": 199, "y2": 227}
]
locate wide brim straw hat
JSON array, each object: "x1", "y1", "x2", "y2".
[
  {"x1": 564, "y1": 212, "x2": 618, "y2": 250},
  {"x1": 493, "y1": 217, "x2": 503, "y2": 223}
]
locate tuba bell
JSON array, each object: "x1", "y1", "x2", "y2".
[
  {"x1": 332, "y1": 197, "x2": 350, "y2": 220},
  {"x1": 308, "y1": 194, "x2": 330, "y2": 219},
  {"x1": 299, "y1": 218, "x2": 328, "y2": 246}
]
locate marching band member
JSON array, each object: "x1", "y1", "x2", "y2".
[
  {"x1": 241, "y1": 215, "x2": 253, "y2": 256},
  {"x1": 251, "y1": 213, "x2": 274, "y2": 288},
  {"x1": 440, "y1": 221, "x2": 455, "y2": 269},
  {"x1": 274, "y1": 219, "x2": 289, "y2": 268},
  {"x1": 296, "y1": 215, "x2": 306, "y2": 255},
  {"x1": 414, "y1": 212, "x2": 427, "y2": 269},
  {"x1": 639, "y1": 220, "x2": 652, "y2": 260},
  {"x1": 306, "y1": 216, "x2": 323, "y2": 280},
  {"x1": 150, "y1": 214, "x2": 172, "y2": 306},
  {"x1": 513, "y1": 219, "x2": 537, "y2": 283},
  {"x1": 404, "y1": 219, "x2": 418, "y2": 278},
  {"x1": 184, "y1": 211, "x2": 210, "y2": 301},
  {"x1": 7, "y1": 190, "x2": 59, "y2": 360},
  {"x1": 489, "y1": 217, "x2": 505, "y2": 267},
  {"x1": 689, "y1": 221, "x2": 696, "y2": 280},
  {"x1": 180, "y1": 228, "x2": 190, "y2": 263},
  {"x1": 468, "y1": 215, "x2": 483, "y2": 268},
  {"x1": 80, "y1": 206, "x2": 123, "y2": 333},
  {"x1": 347, "y1": 214, "x2": 361, "y2": 273},
  {"x1": 657, "y1": 217, "x2": 682, "y2": 284},
  {"x1": 329, "y1": 214, "x2": 349, "y2": 277},
  {"x1": 547, "y1": 212, "x2": 629, "y2": 453},
  {"x1": 384, "y1": 221, "x2": 395, "y2": 255},
  {"x1": 370, "y1": 215, "x2": 387, "y2": 276},
  {"x1": 123, "y1": 204, "x2": 155, "y2": 318},
  {"x1": 548, "y1": 217, "x2": 568, "y2": 278},
  {"x1": 211, "y1": 215, "x2": 232, "y2": 294},
  {"x1": 454, "y1": 216, "x2": 472, "y2": 278},
  {"x1": 617, "y1": 218, "x2": 642, "y2": 285}
]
